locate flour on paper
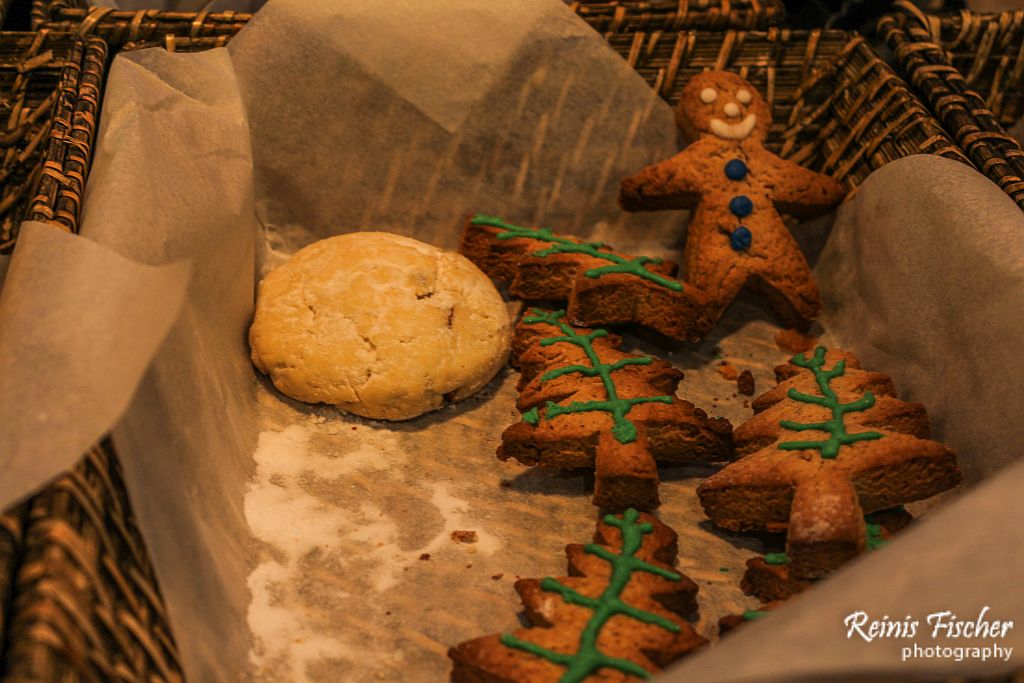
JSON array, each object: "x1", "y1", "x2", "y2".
[{"x1": 245, "y1": 411, "x2": 504, "y2": 682}]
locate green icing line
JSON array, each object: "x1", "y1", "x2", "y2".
[
  {"x1": 777, "y1": 346, "x2": 883, "y2": 459},
  {"x1": 500, "y1": 509, "x2": 682, "y2": 682},
  {"x1": 519, "y1": 309, "x2": 672, "y2": 444},
  {"x1": 743, "y1": 610, "x2": 769, "y2": 621},
  {"x1": 762, "y1": 518, "x2": 889, "y2": 568},
  {"x1": 865, "y1": 522, "x2": 888, "y2": 551},
  {"x1": 471, "y1": 214, "x2": 684, "y2": 292}
]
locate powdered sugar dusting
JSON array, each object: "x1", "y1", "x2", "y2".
[{"x1": 244, "y1": 412, "x2": 504, "y2": 681}]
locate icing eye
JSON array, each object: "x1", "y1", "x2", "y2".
[
  {"x1": 700, "y1": 88, "x2": 718, "y2": 104},
  {"x1": 736, "y1": 88, "x2": 752, "y2": 104}
]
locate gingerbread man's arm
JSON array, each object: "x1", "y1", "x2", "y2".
[
  {"x1": 764, "y1": 155, "x2": 847, "y2": 217},
  {"x1": 619, "y1": 151, "x2": 702, "y2": 212}
]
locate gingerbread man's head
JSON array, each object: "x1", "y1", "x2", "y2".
[{"x1": 675, "y1": 71, "x2": 772, "y2": 144}]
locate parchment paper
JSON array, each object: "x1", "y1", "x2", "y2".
[
  {"x1": 229, "y1": 0, "x2": 686, "y2": 261},
  {"x1": 77, "y1": 47, "x2": 261, "y2": 681},
  {"x1": 1, "y1": 1, "x2": 1022, "y2": 682},
  {"x1": 817, "y1": 154, "x2": 1024, "y2": 484},
  {"x1": 0, "y1": 222, "x2": 189, "y2": 511}
]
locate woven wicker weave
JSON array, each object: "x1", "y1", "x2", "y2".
[
  {"x1": 3, "y1": 442, "x2": 183, "y2": 683},
  {"x1": 570, "y1": 0, "x2": 784, "y2": 31},
  {"x1": 879, "y1": 3, "x2": 1024, "y2": 210},
  {"x1": 601, "y1": 27, "x2": 967, "y2": 184},
  {"x1": 31, "y1": 2, "x2": 251, "y2": 49},
  {"x1": 0, "y1": 506, "x2": 25, "y2": 662},
  {"x1": 30, "y1": 0, "x2": 786, "y2": 42},
  {"x1": 0, "y1": 31, "x2": 94, "y2": 252}
]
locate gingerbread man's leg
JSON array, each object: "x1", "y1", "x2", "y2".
[
  {"x1": 684, "y1": 245, "x2": 751, "y2": 326},
  {"x1": 749, "y1": 253, "x2": 822, "y2": 330}
]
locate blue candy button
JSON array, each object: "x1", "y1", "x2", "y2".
[
  {"x1": 730, "y1": 226, "x2": 752, "y2": 251},
  {"x1": 729, "y1": 195, "x2": 753, "y2": 218},
  {"x1": 725, "y1": 159, "x2": 747, "y2": 180}
]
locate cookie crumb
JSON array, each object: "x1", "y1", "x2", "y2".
[
  {"x1": 451, "y1": 530, "x2": 478, "y2": 544},
  {"x1": 499, "y1": 480, "x2": 513, "y2": 488},
  {"x1": 737, "y1": 370, "x2": 755, "y2": 396},
  {"x1": 419, "y1": 553, "x2": 431, "y2": 561},
  {"x1": 775, "y1": 328, "x2": 818, "y2": 354},
  {"x1": 716, "y1": 361, "x2": 739, "y2": 381},
  {"x1": 491, "y1": 573, "x2": 504, "y2": 581}
]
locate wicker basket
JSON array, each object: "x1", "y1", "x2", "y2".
[
  {"x1": 879, "y1": 3, "x2": 1024, "y2": 210},
  {"x1": 0, "y1": 16, "x2": 975, "y2": 683},
  {"x1": 30, "y1": 0, "x2": 786, "y2": 44},
  {"x1": 0, "y1": 31, "x2": 98, "y2": 252},
  {"x1": 31, "y1": 2, "x2": 251, "y2": 49},
  {"x1": 570, "y1": 0, "x2": 784, "y2": 31},
  {"x1": 2, "y1": 443, "x2": 184, "y2": 682}
]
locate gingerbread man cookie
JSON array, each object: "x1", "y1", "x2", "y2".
[{"x1": 620, "y1": 72, "x2": 846, "y2": 329}]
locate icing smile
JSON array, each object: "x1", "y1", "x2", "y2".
[{"x1": 710, "y1": 113, "x2": 757, "y2": 140}]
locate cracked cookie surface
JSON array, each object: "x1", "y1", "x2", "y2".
[{"x1": 249, "y1": 232, "x2": 511, "y2": 419}]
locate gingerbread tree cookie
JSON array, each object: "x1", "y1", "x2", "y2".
[
  {"x1": 619, "y1": 72, "x2": 846, "y2": 330},
  {"x1": 698, "y1": 346, "x2": 960, "y2": 579},
  {"x1": 460, "y1": 215, "x2": 714, "y2": 341},
  {"x1": 719, "y1": 508, "x2": 913, "y2": 635},
  {"x1": 500, "y1": 309, "x2": 734, "y2": 510},
  {"x1": 449, "y1": 509, "x2": 707, "y2": 682},
  {"x1": 741, "y1": 507, "x2": 914, "y2": 603}
]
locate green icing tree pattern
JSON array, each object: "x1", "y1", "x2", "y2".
[
  {"x1": 471, "y1": 214, "x2": 684, "y2": 292},
  {"x1": 500, "y1": 509, "x2": 682, "y2": 682},
  {"x1": 518, "y1": 309, "x2": 673, "y2": 444},
  {"x1": 777, "y1": 346, "x2": 883, "y2": 459}
]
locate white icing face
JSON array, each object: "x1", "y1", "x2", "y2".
[
  {"x1": 709, "y1": 114, "x2": 758, "y2": 140},
  {"x1": 736, "y1": 88, "x2": 752, "y2": 104},
  {"x1": 723, "y1": 102, "x2": 740, "y2": 117},
  {"x1": 700, "y1": 87, "x2": 718, "y2": 104}
]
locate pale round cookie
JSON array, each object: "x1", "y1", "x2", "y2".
[{"x1": 250, "y1": 232, "x2": 511, "y2": 420}]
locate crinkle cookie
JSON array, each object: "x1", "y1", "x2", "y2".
[{"x1": 249, "y1": 232, "x2": 511, "y2": 420}]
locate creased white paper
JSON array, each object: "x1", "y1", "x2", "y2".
[
  {"x1": 816, "y1": 154, "x2": 1024, "y2": 484},
  {"x1": 78, "y1": 46, "x2": 261, "y2": 682},
  {"x1": 228, "y1": 0, "x2": 686, "y2": 263},
  {"x1": 0, "y1": 221, "x2": 189, "y2": 511}
]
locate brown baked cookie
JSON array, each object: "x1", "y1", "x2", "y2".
[
  {"x1": 741, "y1": 508, "x2": 914, "y2": 602},
  {"x1": 619, "y1": 72, "x2": 846, "y2": 330},
  {"x1": 500, "y1": 309, "x2": 734, "y2": 510},
  {"x1": 449, "y1": 509, "x2": 707, "y2": 682},
  {"x1": 697, "y1": 346, "x2": 960, "y2": 580},
  {"x1": 460, "y1": 214, "x2": 714, "y2": 341}
]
